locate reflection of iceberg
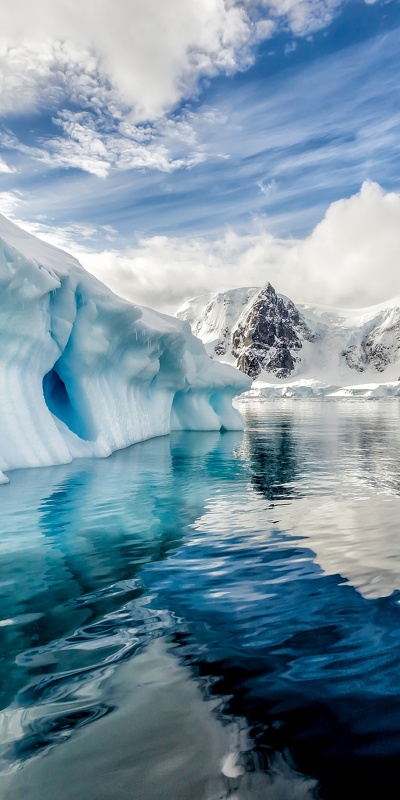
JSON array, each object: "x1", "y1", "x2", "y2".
[
  {"x1": 0, "y1": 431, "x2": 247, "y2": 769},
  {"x1": 0, "y1": 428, "x2": 319, "y2": 798},
  {"x1": 3, "y1": 406, "x2": 400, "y2": 799},
  {"x1": 0, "y1": 215, "x2": 250, "y2": 483},
  {"x1": 0, "y1": 435, "x2": 184, "y2": 650}
]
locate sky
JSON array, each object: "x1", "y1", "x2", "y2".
[{"x1": 1, "y1": 0, "x2": 400, "y2": 312}]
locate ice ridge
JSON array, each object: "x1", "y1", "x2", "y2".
[{"x1": 0, "y1": 215, "x2": 250, "y2": 482}]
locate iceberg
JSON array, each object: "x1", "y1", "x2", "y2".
[{"x1": 0, "y1": 215, "x2": 250, "y2": 483}]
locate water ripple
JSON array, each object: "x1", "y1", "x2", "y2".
[{"x1": 1, "y1": 404, "x2": 400, "y2": 798}]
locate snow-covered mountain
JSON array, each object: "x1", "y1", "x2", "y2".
[
  {"x1": 0, "y1": 216, "x2": 250, "y2": 483},
  {"x1": 177, "y1": 283, "x2": 400, "y2": 397}
]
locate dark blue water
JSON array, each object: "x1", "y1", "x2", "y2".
[{"x1": 1, "y1": 401, "x2": 400, "y2": 799}]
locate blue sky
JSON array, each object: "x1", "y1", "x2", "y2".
[{"x1": 1, "y1": 0, "x2": 400, "y2": 310}]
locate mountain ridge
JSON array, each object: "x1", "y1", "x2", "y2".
[{"x1": 176, "y1": 283, "x2": 400, "y2": 391}]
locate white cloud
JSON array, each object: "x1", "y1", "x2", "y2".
[
  {"x1": 0, "y1": 1, "x2": 350, "y2": 124},
  {"x1": 260, "y1": 0, "x2": 344, "y2": 36},
  {"x1": 0, "y1": 3, "x2": 254, "y2": 122},
  {"x1": 48, "y1": 110, "x2": 208, "y2": 176},
  {"x1": 0, "y1": 40, "x2": 102, "y2": 117},
  {"x1": 0, "y1": 190, "x2": 23, "y2": 217},
  {"x1": 6, "y1": 183, "x2": 398, "y2": 315},
  {"x1": 0, "y1": 1, "x2": 366, "y2": 177},
  {"x1": 1, "y1": 107, "x2": 213, "y2": 177},
  {"x1": 0, "y1": 205, "x2": 117, "y2": 256},
  {"x1": 0, "y1": 156, "x2": 14, "y2": 173},
  {"x1": 293, "y1": 180, "x2": 400, "y2": 307},
  {"x1": 257, "y1": 178, "x2": 277, "y2": 195},
  {"x1": 75, "y1": 182, "x2": 400, "y2": 312}
]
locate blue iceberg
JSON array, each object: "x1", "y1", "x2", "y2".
[{"x1": 0, "y1": 215, "x2": 251, "y2": 483}]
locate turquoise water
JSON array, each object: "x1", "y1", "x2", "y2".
[{"x1": 1, "y1": 401, "x2": 400, "y2": 799}]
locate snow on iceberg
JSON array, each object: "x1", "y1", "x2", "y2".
[{"x1": 0, "y1": 215, "x2": 250, "y2": 481}]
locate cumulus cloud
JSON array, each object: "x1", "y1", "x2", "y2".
[
  {"x1": 0, "y1": 4, "x2": 256, "y2": 175},
  {"x1": 0, "y1": 2, "x2": 255, "y2": 122},
  {"x1": 6, "y1": 183, "x2": 398, "y2": 315},
  {"x1": 0, "y1": 1, "x2": 353, "y2": 123},
  {"x1": 48, "y1": 110, "x2": 210, "y2": 176},
  {"x1": 72, "y1": 182, "x2": 400, "y2": 312},
  {"x1": 0, "y1": 1, "x2": 375, "y2": 177},
  {"x1": 1, "y1": 106, "x2": 215, "y2": 177},
  {"x1": 260, "y1": 0, "x2": 345, "y2": 36},
  {"x1": 293, "y1": 180, "x2": 400, "y2": 306}
]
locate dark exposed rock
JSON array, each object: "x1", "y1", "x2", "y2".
[
  {"x1": 342, "y1": 346, "x2": 367, "y2": 373},
  {"x1": 231, "y1": 283, "x2": 317, "y2": 378},
  {"x1": 214, "y1": 326, "x2": 230, "y2": 356},
  {"x1": 344, "y1": 340, "x2": 394, "y2": 374},
  {"x1": 214, "y1": 341, "x2": 227, "y2": 356},
  {"x1": 343, "y1": 309, "x2": 400, "y2": 374}
]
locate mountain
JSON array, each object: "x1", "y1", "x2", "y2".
[
  {"x1": 176, "y1": 283, "x2": 400, "y2": 396},
  {"x1": 0, "y1": 215, "x2": 250, "y2": 483},
  {"x1": 231, "y1": 283, "x2": 317, "y2": 378}
]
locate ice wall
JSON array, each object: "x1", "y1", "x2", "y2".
[{"x1": 0, "y1": 216, "x2": 250, "y2": 483}]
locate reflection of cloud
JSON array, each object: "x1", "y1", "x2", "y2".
[
  {"x1": 240, "y1": 400, "x2": 400, "y2": 600},
  {"x1": 288, "y1": 495, "x2": 400, "y2": 599}
]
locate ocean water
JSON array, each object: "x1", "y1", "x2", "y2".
[{"x1": 1, "y1": 400, "x2": 400, "y2": 799}]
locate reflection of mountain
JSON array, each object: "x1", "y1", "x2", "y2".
[
  {"x1": 144, "y1": 403, "x2": 400, "y2": 800},
  {"x1": 241, "y1": 413, "x2": 300, "y2": 501},
  {"x1": 0, "y1": 431, "x2": 246, "y2": 767}
]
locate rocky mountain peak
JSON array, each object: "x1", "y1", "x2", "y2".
[
  {"x1": 176, "y1": 285, "x2": 400, "y2": 386},
  {"x1": 231, "y1": 282, "x2": 317, "y2": 378}
]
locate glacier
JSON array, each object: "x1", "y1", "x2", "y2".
[{"x1": 0, "y1": 215, "x2": 250, "y2": 484}]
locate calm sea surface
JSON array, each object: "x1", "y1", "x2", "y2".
[{"x1": 1, "y1": 400, "x2": 400, "y2": 799}]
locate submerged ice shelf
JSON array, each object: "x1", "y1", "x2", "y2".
[{"x1": 0, "y1": 215, "x2": 250, "y2": 483}]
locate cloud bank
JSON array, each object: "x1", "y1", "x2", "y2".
[
  {"x1": 73, "y1": 182, "x2": 400, "y2": 312},
  {"x1": 0, "y1": 2, "x2": 350, "y2": 121},
  {"x1": 0, "y1": 2, "x2": 262, "y2": 123},
  {"x1": 0, "y1": 1, "x2": 380, "y2": 179}
]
